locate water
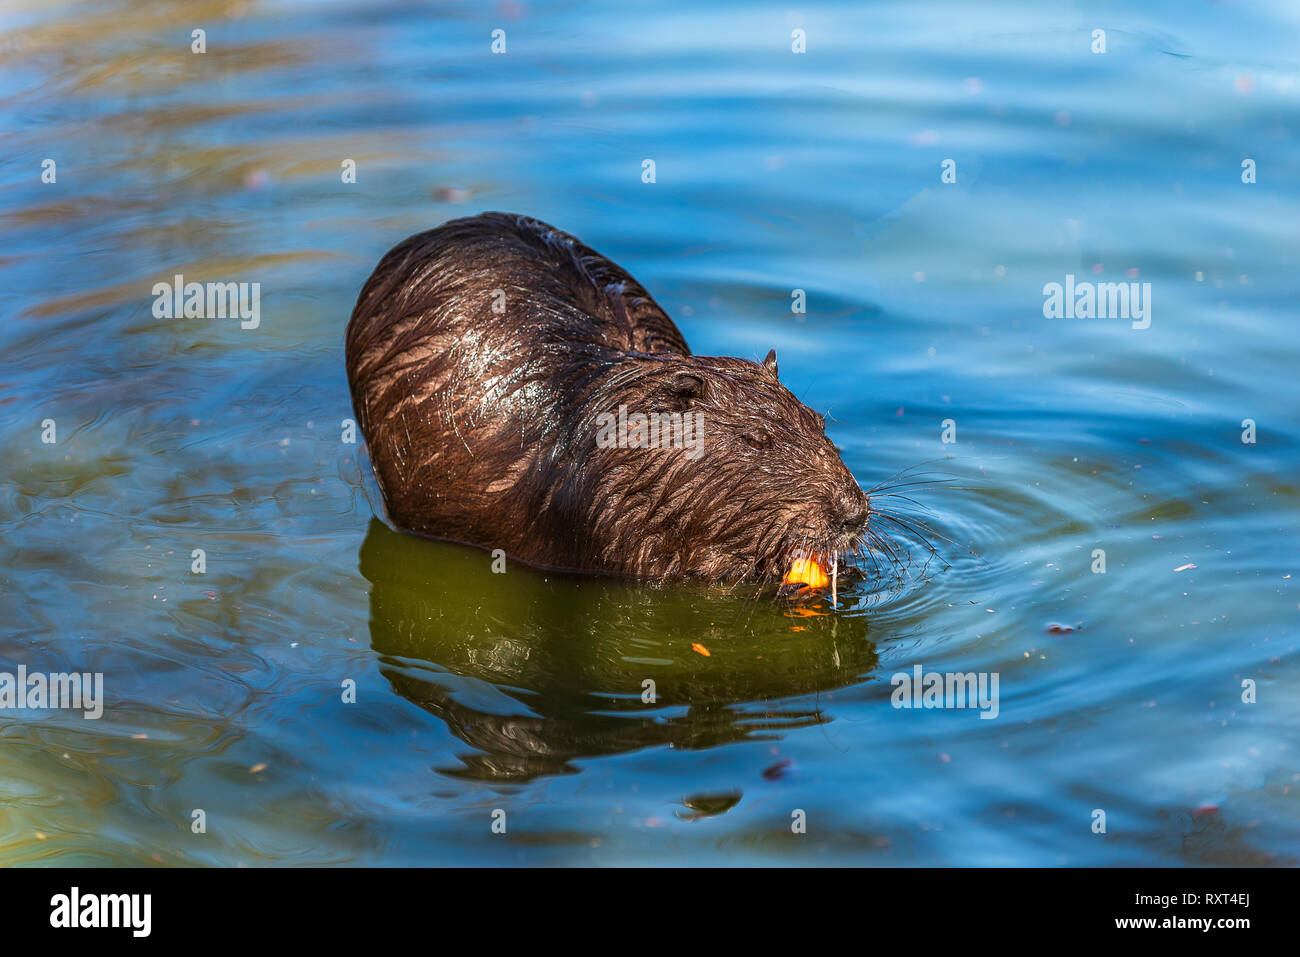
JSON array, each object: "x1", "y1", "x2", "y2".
[{"x1": 1, "y1": 0, "x2": 1297, "y2": 866}]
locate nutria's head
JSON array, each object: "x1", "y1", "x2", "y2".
[{"x1": 540, "y1": 348, "x2": 870, "y2": 582}]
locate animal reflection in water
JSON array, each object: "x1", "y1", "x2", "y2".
[{"x1": 359, "y1": 519, "x2": 877, "y2": 781}]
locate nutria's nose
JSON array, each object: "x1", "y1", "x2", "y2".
[{"x1": 837, "y1": 490, "x2": 869, "y2": 530}]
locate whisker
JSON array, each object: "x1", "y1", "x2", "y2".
[{"x1": 870, "y1": 509, "x2": 970, "y2": 556}]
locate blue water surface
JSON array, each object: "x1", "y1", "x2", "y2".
[{"x1": 0, "y1": 0, "x2": 1297, "y2": 865}]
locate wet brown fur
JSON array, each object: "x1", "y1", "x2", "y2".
[{"x1": 345, "y1": 212, "x2": 870, "y2": 581}]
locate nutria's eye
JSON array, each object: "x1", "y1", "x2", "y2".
[{"x1": 741, "y1": 431, "x2": 772, "y2": 450}]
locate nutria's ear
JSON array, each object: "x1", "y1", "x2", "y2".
[
  {"x1": 762, "y1": 349, "x2": 778, "y2": 378},
  {"x1": 649, "y1": 370, "x2": 706, "y2": 413},
  {"x1": 668, "y1": 371, "x2": 706, "y2": 399}
]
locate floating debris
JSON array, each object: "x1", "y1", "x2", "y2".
[{"x1": 762, "y1": 758, "x2": 794, "y2": 781}]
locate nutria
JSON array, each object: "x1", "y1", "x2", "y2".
[{"x1": 345, "y1": 212, "x2": 870, "y2": 583}]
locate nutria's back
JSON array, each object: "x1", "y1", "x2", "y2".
[
  {"x1": 346, "y1": 212, "x2": 870, "y2": 582},
  {"x1": 346, "y1": 212, "x2": 688, "y2": 387}
]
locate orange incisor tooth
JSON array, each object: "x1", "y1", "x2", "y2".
[{"x1": 784, "y1": 556, "x2": 828, "y2": 589}]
